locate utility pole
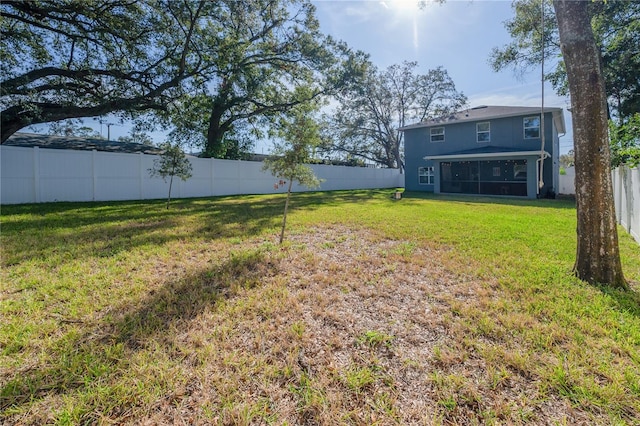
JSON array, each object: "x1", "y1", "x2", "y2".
[{"x1": 94, "y1": 117, "x2": 115, "y2": 139}]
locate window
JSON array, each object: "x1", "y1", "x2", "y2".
[
  {"x1": 418, "y1": 166, "x2": 434, "y2": 185},
  {"x1": 477, "y1": 122, "x2": 490, "y2": 142},
  {"x1": 514, "y1": 164, "x2": 527, "y2": 180},
  {"x1": 524, "y1": 116, "x2": 540, "y2": 139},
  {"x1": 430, "y1": 127, "x2": 445, "y2": 142}
]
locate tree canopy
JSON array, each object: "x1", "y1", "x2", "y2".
[
  {"x1": 148, "y1": 141, "x2": 193, "y2": 209},
  {"x1": 167, "y1": 0, "x2": 368, "y2": 159},
  {"x1": 489, "y1": 0, "x2": 640, "y2": 122},
  {"x1": 1, "y1": 0, "x2": 364, "y2": 156},
  {"x1": 0, "y1": 0, "x2": 216, "y2": 143},
  {"x1": 47, "y1": 119, "x2": 102, "y2": 138},
  {"x1": 609, "y1": 113, "x2": 640, "y2": 168},
  {"x1": 320, "y1": 61, "x2": 466, "y2": 169},
  {"x1": 262, "y1": 89, "x2": 323, "y2": 243}
]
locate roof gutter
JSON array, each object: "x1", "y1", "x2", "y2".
[{"x1": 424, "y1": 150, "x2": 550, "y2": 160}]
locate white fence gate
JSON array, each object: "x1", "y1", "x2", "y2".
[
  {"x1": 1, "y1": 146, "x2": 403, "y2": 205},
  {"x1": 612, "y1": 165, "x2": 640, "y2": 245}
]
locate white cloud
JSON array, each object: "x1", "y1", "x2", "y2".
[{"x1": 468, "y1": 82, "x2": 570, "y2": 110}]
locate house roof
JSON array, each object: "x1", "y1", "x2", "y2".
[
  {"x1": 400, "y1": 105, "x2": 566, "y2": 134},
  {"x1": 4, "y1": 132, "x2": 163, "y2": 154}
]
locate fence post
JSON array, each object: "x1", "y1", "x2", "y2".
[
  {"x1": 33, "y1": 146, "x2": 40, "y2": 203},
  {"x1": 622, "y1": 167, "x2": 628, "y2": 231},
  {"x1": 211, "y1": 157, "x2": 215, "y2": 196},
  {"x1": 139, "y1": 152, "x2": 144, "y2": 200},
  {"x1": 92, "y1": 150, "x2": 97, "y2": 201},
  {"x1": 634, "y1": 167, "x2": 640, "y2": 243},
  {"x1": 617, "y1": 167, "x2": 622, "y2": 224}
]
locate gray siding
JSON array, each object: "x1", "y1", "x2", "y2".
[{"x1": 404, "y1": 111, "x2": 560, "y2": 196}]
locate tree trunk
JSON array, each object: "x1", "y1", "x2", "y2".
[
  {"x1": 392, "y1": 138, "x2": 404, "y2": 172},
  {"x1": 553, "y1": 0, "x2": 627, "y2": 289},
  {"x1": 205, "y1": 80, "x2": 234, "y2": 158},
  {"x1": 279, "y1": 178, "x2": 294, "y2": 244},
  {"x1": 206, "y1": 102, "x2": 228, "y2": 158},
  {"x1": 167, "y1": 174, "x2": 174, "y2": 210}
]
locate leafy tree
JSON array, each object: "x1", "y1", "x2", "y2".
[
  {"x1": 118, "y1": 130, "x2": 154, "y2": 146},
  {"x1": 559, "y1": 149, "x2": 574, "y2": 168},
  {"x1": 554, "y1": 0, "x2": 627, "y2": 289},
  {"x1": 262, "y1": 94, "x2": 323, "y2": 244},
  {"x1": 0, "y1": 0, "x2": 216, "y2": 143},
  {"x1": 490, "y1": 0, "x2": 640, "y2": 121},
  {"x1": 1, "y1": 0, "x2": 364, "y2": 160},
  {"x1": 148, "y1": 142, "x2": 193, "y2": 209},
  {"x1": 168, "y1": 0, "x2": 368, "y2": 159},
  {"x1": 48, "y1": 120, "x2": 102, "y2": 138},
  {"x1": 610, "y1": 113, "x2": 640, "y2": 168},
  {"x1": 321, "y1": 61, "x2": 466, "y2": 169}
]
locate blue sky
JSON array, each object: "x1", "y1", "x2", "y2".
[{"x1": 311, "y1": 0, "x2": 573, "y2": 154}]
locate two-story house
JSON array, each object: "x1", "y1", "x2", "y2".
[{"x1": 401, "y1": 105, "x2": 566, "y2": 199}]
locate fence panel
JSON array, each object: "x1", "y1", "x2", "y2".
[
  {"x1": 556, "y1": 165, "x2": 638, "y2": 244},
  {"x1": 94, "y1": 152, "x2": 143, "y2": 201},
  {"x1": 558, "y1": 167, "x2": 575, "y2": 195},
  {"x1": 141, "y1": 154, "x2": 171, "y2": 200},
  {"x1": 613, "y1": 166, "x2": 639, "y2": 244},
  {"x1": 1, "y1": 146, "x2": 403, "y2": 205},
  {"x1": 40, "y1": 149, "x2": 94, "y2": 202},
  {"x1": 1, "y1": 146, "x2": 36, "y2": 204}
]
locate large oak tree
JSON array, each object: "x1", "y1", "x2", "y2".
[
  {"x1": 0, "y1": 0, "x2": 216, "y2": 143},
  {"x1": 321, "y1": 61, "x2": 466, "y2": 169},
  {"x1": 168, "y1": 0, "x2": 368, "y2": 158},
  {"x1": 1, "y1": 0, "x2": 362, "y2": 158}
]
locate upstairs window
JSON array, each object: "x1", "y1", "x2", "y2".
[
  {"x1": 430, "y1": 127, "x2": 445, "y2": 143},
  {"x1": 524, "y1": 116, "x2": 540, "y2": 139},
  {"x1": 477, "y1": 122, "x2": 490, "y2": 143},
  {"x1": 418, "y1": 166, "x2": 434, "y2": 185}
]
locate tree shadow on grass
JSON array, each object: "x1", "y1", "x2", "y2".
[
  {"x1": 402, "y1": 191, "x2": 577, "y2": 210},
  {"x1": 0, "y1": 247, "x2": 279, "y2": 419},
  {"x1": 597, "y1": 282, "x2": 640, "y2": 319},
  {"x1": 1, "y1": 197, "x2": 282, "y2": 266},
  {"x1": 1, "y1": 190, "x2": 391, "y2": 267}
]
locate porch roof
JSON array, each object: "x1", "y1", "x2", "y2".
[{"x1": 424, "y1": 146, "x2": 549, "y2": 161}]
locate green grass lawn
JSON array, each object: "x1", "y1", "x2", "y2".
[{"x1": 1, "y1": 190, "x2": 639, "y2": 425}]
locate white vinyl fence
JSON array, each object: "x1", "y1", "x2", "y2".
[
  {"x1": 558, "y1": 167, "x2": 575, "y2": 195},
  {"x1": 612, "y1": 165, "x2": 640, "y2": 244},
  {"x1": 1, "y1": 146, "x2": 403, "y2": 205}
]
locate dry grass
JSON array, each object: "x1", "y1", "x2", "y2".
[{"x1": 1, "y1": 191, "x2": 639, "y2": 425}]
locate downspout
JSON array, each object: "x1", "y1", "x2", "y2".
[{"x1": 538, "y1": 0, "x2": 546, "y2": 196}]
